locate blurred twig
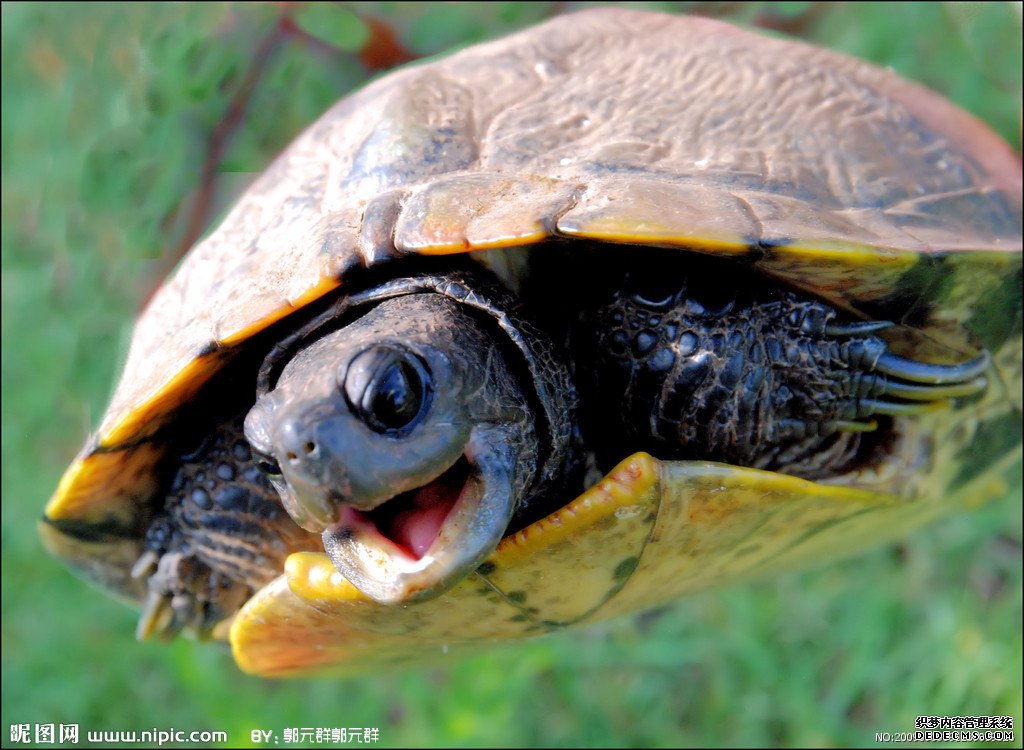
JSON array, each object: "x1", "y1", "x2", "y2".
[{"x1": 146, "y1": 9, "x2": 293, "y2": 309}]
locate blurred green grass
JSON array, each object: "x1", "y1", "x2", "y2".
[{"x1": 2, "y1": 2, "x2": 1021, "y2": 747}]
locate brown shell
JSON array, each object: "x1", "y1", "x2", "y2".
[{"x1": 44, "y1": 8, "x2": 1022, "y2": 598}]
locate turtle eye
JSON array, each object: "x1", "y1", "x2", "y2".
[
  {"x1": 342, "y1": 345, "x2": 431, "y2": 435},
  {"x1": 252, "y1": 450, "x2": 282, "y2": 479}
]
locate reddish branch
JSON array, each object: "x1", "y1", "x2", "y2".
[
  {"x1": 145, "y1": 11, "x2": 293, "y2": 309},
  {"x1": 173, "y1": 16, "x2": 290, "y2": 262},
  {"x1": 353, "y1": 13, "x2": 417, "y2": 71},
  {"x1": 151, "y1": 8, "x2": 417, "y2": 306}
]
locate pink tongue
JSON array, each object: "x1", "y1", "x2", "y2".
[{"x1": 387, "y1": 480, "x2": 460, "y2": 559}]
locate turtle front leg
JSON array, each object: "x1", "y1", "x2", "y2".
[
  {"x1": 575, "y1": 282, "x2": 989, "y2": 478},
  {"x1": 131, "y1": 414, "x2": 319, "y2": 639}
]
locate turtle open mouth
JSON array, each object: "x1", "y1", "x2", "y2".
[
  {"x1": 348, "y1": 457, "x2": 472, "y2": 561},
  {"x1": 321, "y1": 452, "x2": 513, "y2": 603}
]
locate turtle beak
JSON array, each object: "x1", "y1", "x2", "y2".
[
  {"x1": 320, "y1": 425, "x2": 518, "y2": 603},
  {"x1": 276, "y1": 470, "x2": 342, "y2": 532}
]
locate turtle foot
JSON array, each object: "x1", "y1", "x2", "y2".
[{"x1": 575, "y1": 273, "x2": 991, "y2": 479}]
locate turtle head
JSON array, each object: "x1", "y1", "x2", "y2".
[{"x1": 244, "y1": 291, "x2": 544, "y2": 603}]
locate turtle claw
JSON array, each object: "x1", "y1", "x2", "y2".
[
  {"x1": 857, "y1": 398, "x2": 950, "y2": 417},
  {"x1": 134, "y1": 550, "x2": 198, "y2": 640},
  {"x1": 851, "y1": 348, "x2": 989, "y2": 422},
  {"x1": 761, "y1": 319, "x2": 997, "y2": 472},
  {"x1": 874, "y1": 350, "x2": 991, "y2": 385},
  {"x1": 877, "y1": 375, "x2": 989, "y2": 402},
  {"x1": 834, "y1": 419, "x2": 878, "y2": 433},
  {"x1": 136, "y1": 589, "x2": 175, "y2": 641},
  {"x1": 132, "y1": 547, "x2": 246, "y2": 641},
  {"x1": 825, "y1": 320, "x2": 894, "y2": 337},
  {"x1": 130, "y1": 549, "x2": 159, "y2": 580},
  {"x1": 133, "y1": 549, "x2": 180, "y2": 640}
]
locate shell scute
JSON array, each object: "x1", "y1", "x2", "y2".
[{"x1": 393, "y1": 173, "x2": 576, "y2": 254}]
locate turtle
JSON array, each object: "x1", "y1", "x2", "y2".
[{"x1": 42, "y1": 8, "x2": 1022, "y2": 678}]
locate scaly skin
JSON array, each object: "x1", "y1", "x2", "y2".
[
  {"x1": 575, "y1": 275, "x2": 987, "y2": 478},
  {"x1": 133, "y1": 415, "x2": 319, "y2": 638}
]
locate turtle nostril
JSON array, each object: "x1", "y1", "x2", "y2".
[{"x1": 279, "y1": 421, "x2": 319, "y2": 467}]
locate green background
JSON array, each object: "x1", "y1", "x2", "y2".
[{"x1": 2, "y1": 2, "x2": 1021, "y2": 747}]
